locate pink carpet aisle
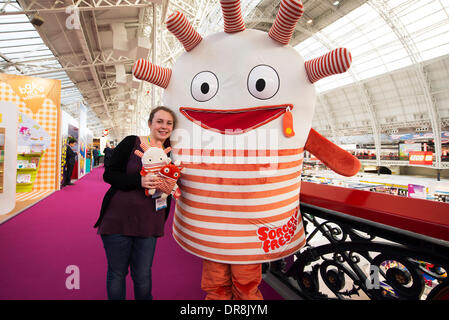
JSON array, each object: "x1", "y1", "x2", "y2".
[{"x1": 0, "y1": 166, "x2": 282, "y2": 300}]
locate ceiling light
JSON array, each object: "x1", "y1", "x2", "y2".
[
  {"x1": 307, "y1": 19, "x2": 313, "y2": 24},
  {"x1": 333, "y1": 1, "x2": 340, "y2": 5}
]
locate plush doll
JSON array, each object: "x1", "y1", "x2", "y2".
[
  {"x1": 157, "y1": 162, "x2": 184, "y2": 199},
  {"x1": 135, "y1": 140, "x2": 169, "y2": 195},
  {"x1": 133, "y1": 0, "x2": 361, "y2": 300},
  {"x1": 135, "y1": 140, "x2": 184, "y2": 198}
]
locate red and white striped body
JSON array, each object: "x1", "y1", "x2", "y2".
[{"x1": 172, "y1": 146, "x2": 306, "y2": 264}]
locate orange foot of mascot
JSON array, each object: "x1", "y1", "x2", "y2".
[{"x1": 201, "y1": 260, "x2": 263, "y2": 300}]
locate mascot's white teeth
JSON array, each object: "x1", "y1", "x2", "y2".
[{"x1": 179, "y1": 104, "x2": 293, "y2": 135}]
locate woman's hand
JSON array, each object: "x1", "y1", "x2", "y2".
[{"x1": 141, "y1": 174, "x2": 161, "y2": 189}]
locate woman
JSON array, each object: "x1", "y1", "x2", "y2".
[{"x1": 94, "y1": 106, "x2": 176, "y2": 300}]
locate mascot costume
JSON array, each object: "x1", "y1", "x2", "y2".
[{"x1": 133, "y1": 0, "x2": 361, "y2": 300}]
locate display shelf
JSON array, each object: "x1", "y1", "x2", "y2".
[
  {"x1": 16, "y1": 152, "x2": 44, "y2": 193},
  {"x1": 18, "y1": 152, "x2": 44, "y2": 157}
]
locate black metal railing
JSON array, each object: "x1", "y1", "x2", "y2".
[{"x1": 263, "y1": 201, "x2": 449, "y2": 300}]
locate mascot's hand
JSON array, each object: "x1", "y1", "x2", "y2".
[{"x1": 305, "y1": 128, "x2": 361, "y2": 177}]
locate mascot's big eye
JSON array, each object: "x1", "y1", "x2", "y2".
[
  {"x1": 247, "y1": 65, "x2": 280, "y2": 100},
  {"x1": 191, "y1": 71, "x2": 219, "y2": 102},
  {"x1": 174, "y1": 172, "x2": 179, "y2": 178},
  {"x1": 164, "y1": 168, "x2": 170, "y2": 173}
]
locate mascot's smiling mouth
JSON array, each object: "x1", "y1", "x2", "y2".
[{"x1": 179, "y1": 104, "x2": 293, "y2": 135}]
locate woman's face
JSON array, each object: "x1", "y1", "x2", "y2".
[{"x1": 149, "y1": 110, "x2": 174, "y2": 142}]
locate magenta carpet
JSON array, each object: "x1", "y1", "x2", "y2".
[{"x1": 0, "y1": 166, "x2": 282, "y2": 300}]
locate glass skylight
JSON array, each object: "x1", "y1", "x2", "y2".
[
  {"x1": 0, "y1": 0, "x2": 86, "y2": 107},
  {"x1": 295, "y1": 0, "x2": 449, "y2": 93}
]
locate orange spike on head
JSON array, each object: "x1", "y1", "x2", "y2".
[
  {"x1": 133, "y1": 59, "x2": 172, "y2": 88},
  {"x1": 220, "y1": 0, "x2": 246, "y2": 33},
  {"x1": 268, "y1": 0, "x2": 304, "y2": 45},
  {"x1": 305, "y1": 48, "x2": 352, "y2": 83},
  {"x1": 166, "y1": 11, "x2": 202, "y2": 51}
]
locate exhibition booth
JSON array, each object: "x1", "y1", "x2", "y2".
[
  {"x1": 0, "y1": 73, "x2": 61, "y2": 223},
  {"x1": 0, "y1": 74, "x2": 95, "y2": 224},
  {"x1": 60, "y1": 107, "x2": 94, "y2": 187}
]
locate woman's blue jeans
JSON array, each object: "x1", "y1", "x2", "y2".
[{"x1": 101, "y1": 234, "x2": 157, "y2": 300}]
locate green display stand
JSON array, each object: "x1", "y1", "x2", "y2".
[{"x1": 16, "y1": 152, "x2": 44, "y2": 193}]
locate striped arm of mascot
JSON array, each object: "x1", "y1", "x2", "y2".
[{"x1": 133, "y1": 0, "x2": 362, "y2": 299}]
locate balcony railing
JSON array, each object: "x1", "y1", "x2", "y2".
[{"x1": 263, "y1": 182, "x2": 449, "y2": 300}]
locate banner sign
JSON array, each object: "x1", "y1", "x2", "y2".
[{"x1": 409, "y1": 151, "x2": 433, "y2": 165}]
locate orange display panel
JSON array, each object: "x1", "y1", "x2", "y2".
[{"x1": 0, "y1": 74, "x2": 61, "y2": 192}]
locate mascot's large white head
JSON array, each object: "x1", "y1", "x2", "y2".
[
  {"x1": 134, "y1": 0, "x2": 352, "y2": 155},
  {"x1": 133, "y1": 0, "x2": 359, "y2": 264}
]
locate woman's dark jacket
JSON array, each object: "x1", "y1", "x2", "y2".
[{"x1": 93, "y1": 135, "x2": 171, "y2": 228}]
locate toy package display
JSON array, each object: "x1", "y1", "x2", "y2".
[{"x1": 133, "y1": 0, "x2": 361, "y2": 299}]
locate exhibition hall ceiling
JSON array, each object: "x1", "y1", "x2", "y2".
[{"x1": 0, "y1": 0, "x2": 448, "y2": 143}]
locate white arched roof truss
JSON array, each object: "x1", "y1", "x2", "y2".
[
  {"x1": 295, "y1": 0, "x2": 449, "y2": 170},
  {"x1": 296, "y1": 23, "x2": 383, "y2": 167},
  {"x1": 370, "y1": 0, "x2": 442, "y2": 168}
]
